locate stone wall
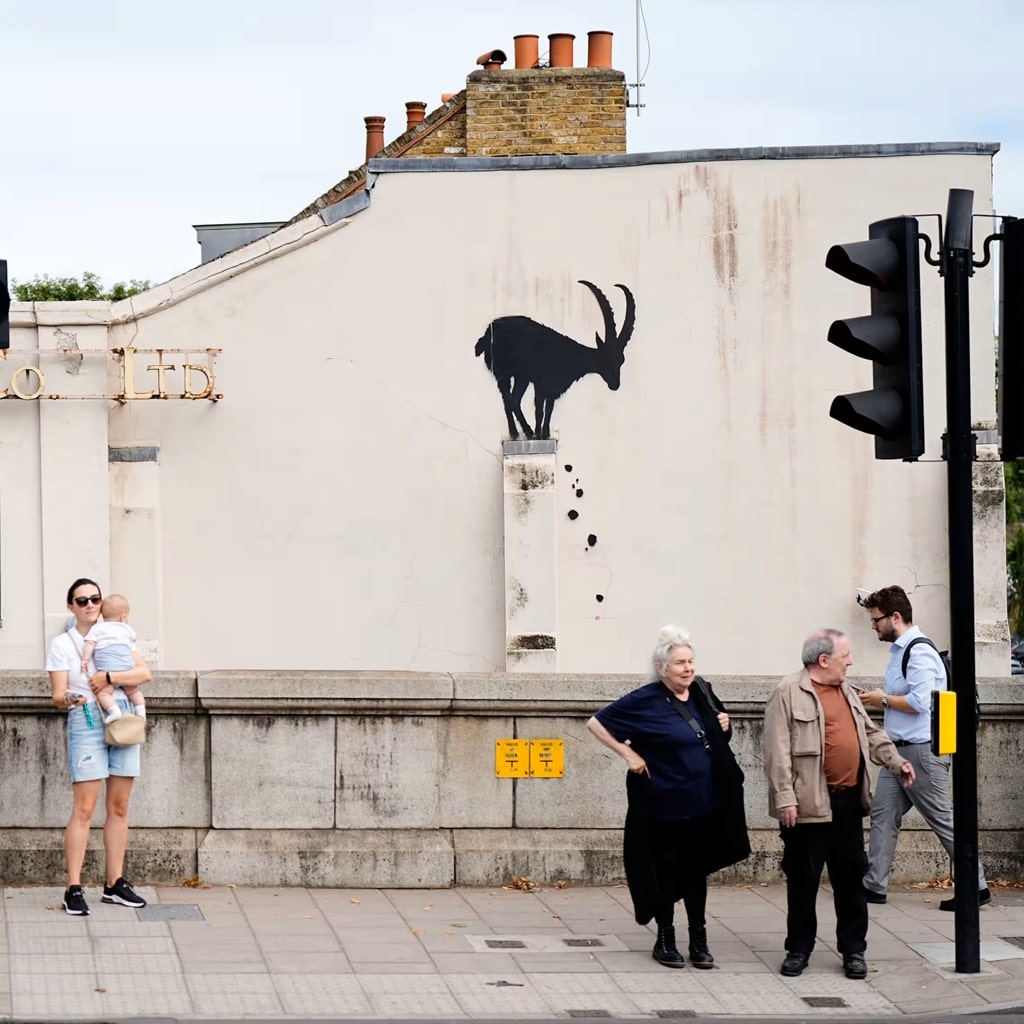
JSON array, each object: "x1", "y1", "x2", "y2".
[{"x1": 5, "y1": 671, "x2": 1021, "y2": 887}]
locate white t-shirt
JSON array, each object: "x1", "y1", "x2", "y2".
[
  {"x1": 45, "y1": 628, "x2": 95, "y2": 700},
  {"x1": 85, "y1": 620, "x2": 137, "y2": 650}
]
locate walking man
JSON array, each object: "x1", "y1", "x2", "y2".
[
  {"x1": 859, "y1": 585, "x2": 989, "y2": 910},
  {"x1": 764, "y1": 629, "x2": 914, "y2": 979}
]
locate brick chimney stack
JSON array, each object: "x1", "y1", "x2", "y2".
[{"x1": 465, "y1": 30, "x2": 625, "y2": 157}]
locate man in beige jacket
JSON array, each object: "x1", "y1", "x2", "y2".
[{"x1": 764, "y1": 629, "x2": 914, "y2": 981}]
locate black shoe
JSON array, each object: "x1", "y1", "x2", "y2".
[
  {"x1": 62, "y1": 885, "x2": 89, "y2": 916},
  {"x1": 652, "y1": 925, "x2": 686, "y2": 968},
  {"x1": 688, "y1": 926, "x2": 715, "y2": 969},
  {"x1": 939, "y1": 886, "x2": 991, "y2": 912},
  {"x1": 101, "y1": 877, "x2": 146, "y2": 908},
  {"x1": 843, "y1": 952, "x2": 868, "y2": 979},
  {"x1": 780, "y1": 951, "x2": 810, "y2": 976},
  {"x1": 864, "y1": 888, "x2": 887, "y2": 904}
]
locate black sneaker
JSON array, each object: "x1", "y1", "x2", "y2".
[
  {"x1": 864, "y1": 888, "x2": 887, "y2": 904},
  {"x1": 62, "y1": 885, "x2": 89, "y2": 916},
  {"x1": 101, "y1": 877, "x2": 146, "y2": 908}
]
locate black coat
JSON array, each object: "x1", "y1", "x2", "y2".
[{"x1": 622, "y1": 677, "x2": 750, "y2": 925}]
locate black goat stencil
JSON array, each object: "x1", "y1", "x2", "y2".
[{"x1": 475, "y1": 280, "x2": 636, "y2": 440}]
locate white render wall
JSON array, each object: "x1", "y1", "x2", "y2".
[{"x1": 2, "y1": 147, "x2": 1006, "y2": 675}]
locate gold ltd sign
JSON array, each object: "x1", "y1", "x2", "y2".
[{"x1": 0, "y1": 347, "x2": 221, "y2": 401}]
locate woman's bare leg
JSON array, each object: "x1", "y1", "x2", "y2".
[
  {"x1": 103, "y1": 775, "x2": 135, "y2": 885},
  {"x1": 66, "y1": 780, "x2": 101, "y2": 885}
]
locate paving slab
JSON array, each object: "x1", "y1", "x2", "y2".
[{"x1": 4, "y1": 881, "x2": 1024, "y2": 1019}]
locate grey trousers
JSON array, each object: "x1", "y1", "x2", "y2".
[{"x1": 864, "y1": 742, "x2": 986, "y2": 894}]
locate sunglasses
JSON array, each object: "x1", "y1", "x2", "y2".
[{"x1": 73, "y1": 595, "x2": 103, "y2": 607}]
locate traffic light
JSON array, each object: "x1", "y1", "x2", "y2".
[
  {"x1": 0, "y1": 260, "x2": 9, "y2": 350},
  {"x1": 999, "y1": 217, "x2": 1023, "y2": 460},
  {"x1": 825, "y1": 216, "x2": 924, "y2": 460}
]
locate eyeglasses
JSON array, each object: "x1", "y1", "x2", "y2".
[
  {"x1": 73, "y1": 595, "x2": 102, "y2": 607},
  {"x1": 870, "y1": 614, "x2": 891, "y2": 625}
]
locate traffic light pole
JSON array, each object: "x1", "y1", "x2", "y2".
[{"x1": 942, "y1": 188, "x2": 981, "y2": 974}]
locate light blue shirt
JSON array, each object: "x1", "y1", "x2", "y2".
[{"x1": 883, "y1": 624, "x2": 946, "y2": 743}]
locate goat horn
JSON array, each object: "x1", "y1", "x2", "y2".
[
  {"x1": 577, "y1": 280, "x2": 615, "y2": 347},
  {"x1": 614, "y1": 284, "x2": 635, "y2": 347}
]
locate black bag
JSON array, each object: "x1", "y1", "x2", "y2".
[{"x1": 901, "y1": 637, "x2": 981, "y2": 726}]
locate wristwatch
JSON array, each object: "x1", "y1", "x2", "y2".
[{"x1": 881, "y1": 695, "x2": 890, "y2": 709}]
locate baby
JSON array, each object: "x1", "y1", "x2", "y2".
[{"x1": 80, "y1": 594, "x2": 146, "y2": 725}]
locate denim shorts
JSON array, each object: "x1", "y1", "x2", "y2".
[{"x1": 66, "y1": 695, "x2": 141, "y2": 783}]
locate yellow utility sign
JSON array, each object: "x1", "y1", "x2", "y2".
[
  {"x1": 495, "y1": 738, "x2": 565, "y2": 778},
  {"x1": 529, "y1": 739, "x2": 564, "y2": 777},
  {"x1": 495, "y1": 739, "x2": 530, "y2": 777}
]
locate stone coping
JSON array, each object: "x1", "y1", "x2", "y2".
[{"x1": 3, "y1": 670, "x2": 1021, "y2": 715}]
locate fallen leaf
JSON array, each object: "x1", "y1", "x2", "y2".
[
  {"x1": 351, "y1": 898, "x2": 362, "y2": 904},
  {"x1": 423, "y1": 905, "x2": 432, "y2": 911},
  {"x1": 95, "y1": 988, "x2": 106, "y2": 993},
  {"x1": 554, "y1": 879, "x2": 568, "y2": 890},
  {"x1": 411, "y1": 928, "x2": 424, "y2": 934}
]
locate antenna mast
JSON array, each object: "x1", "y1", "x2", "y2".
[{"x1": 628, "y1": 0, "x2": 646, "y2": 114}]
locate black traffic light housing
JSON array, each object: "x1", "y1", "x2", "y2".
[
  {"x1": 0, "y1": 260, "x2": 9, "y2": 350},
  {"x1": 825, "y1": 216, "x2": 924, "y2": 460},
  {"x1": 999, "y1": 217, "x2": 1023, "y2": 460}
]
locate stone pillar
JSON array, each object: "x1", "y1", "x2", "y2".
[
  {"x1": 502, "y1": 440, "x2": 557, "y2": 671},
  {"x1": 109, "y1": 446, "x2": 164, "y2": 666},
  {"x1": 36, "y1": 314, "x2": 112, "y2": 646},
  {"x1": 973, "y1": 425, "x2": 1011, "y2": 674}
]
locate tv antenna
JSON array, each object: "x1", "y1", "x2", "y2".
[{"x1": 627, "y1": 0, "x2": 649, "y2": 114}]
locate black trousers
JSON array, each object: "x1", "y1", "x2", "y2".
[
  {"x1": 648, "y1": 817, "x2": 709, "y2": 929},
  {"x1": 780, "y1": 789, "x2": 867, "y2": 955}
]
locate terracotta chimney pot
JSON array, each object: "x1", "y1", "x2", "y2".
[
  {"x1": 548, "y1": 33, "x2": 575, "y2": 68},
  {"x1": 513, "y1": 34, "x2": 539, "y2": 69},
  {"x1": 364, "y1": 115, "x2": 386, "y2": 161},
  {"x1": 587, "y1": 30, "x2": 613, "y2": 68},
  {"x1": 441, "y1": 92, "x2": 456, "y2": 103},
  {"x1": 405, "y1": 101, "x2": 427, "y2": 131},
  {"x1": 476, "y1": 48, "x2": 507, "y2": 70}
]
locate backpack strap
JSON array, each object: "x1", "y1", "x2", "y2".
[{"x1": 901, "y1": 636, "x2": 937, "y2": 678}]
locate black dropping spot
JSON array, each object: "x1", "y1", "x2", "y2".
[
  {"x1": 596, "y1": 594, "x2": 604, "y2": 603},
  {"x1": 587, "y1": 533, "x2": 598, "y2": 546},
  {"x1": 564, "y1": 464, "x2": 573, "y2": 472},
  {"x1": 567, "y1": 509, "x2": 579, "y2": 520},
  {"x1": 575, "y1": 488, "x2": 584, "y2": 498}
]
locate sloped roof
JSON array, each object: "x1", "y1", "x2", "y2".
[{"x1": 287, "y1": 92, "x2": 467, "y2": 226}]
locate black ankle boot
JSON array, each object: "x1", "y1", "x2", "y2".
[
  {"x1": 688, "y1": 926, "x2": 714, "y2": 969},
  {"x1": 652, "y1": 924, "x2": 686, "y2": 968}
]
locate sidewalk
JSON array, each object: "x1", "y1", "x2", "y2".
[{"x1": 2, "y1": 882, "x2": 1024, "y2": 1020}]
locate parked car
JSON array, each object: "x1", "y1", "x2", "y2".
[{"x1": 1013, "y1": 655, "x2": 1024, "y2": 676}]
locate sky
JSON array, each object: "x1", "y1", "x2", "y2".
[{"x1": 4, "y1": 0, "x2": 1023, "y2": 289}]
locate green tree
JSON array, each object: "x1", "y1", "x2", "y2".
[
  {"x1": 1007, "y1": 462, "x2": 1024, "y2": 637},
  {"x1": 11, "y1": 272, "x2": 150, "y2": 302}
]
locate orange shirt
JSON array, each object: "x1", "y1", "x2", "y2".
[{"x1": 811, "y1": 681, "x2": 860, "y2": 788}]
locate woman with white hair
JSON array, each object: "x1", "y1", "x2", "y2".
[{"x1": 587, "y1": 626, "x2": 749, "y2": 968}]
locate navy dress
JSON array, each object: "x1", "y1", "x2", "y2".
[{"x1": 595, "y1": 679, "x2": 750, "y2": 925}]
